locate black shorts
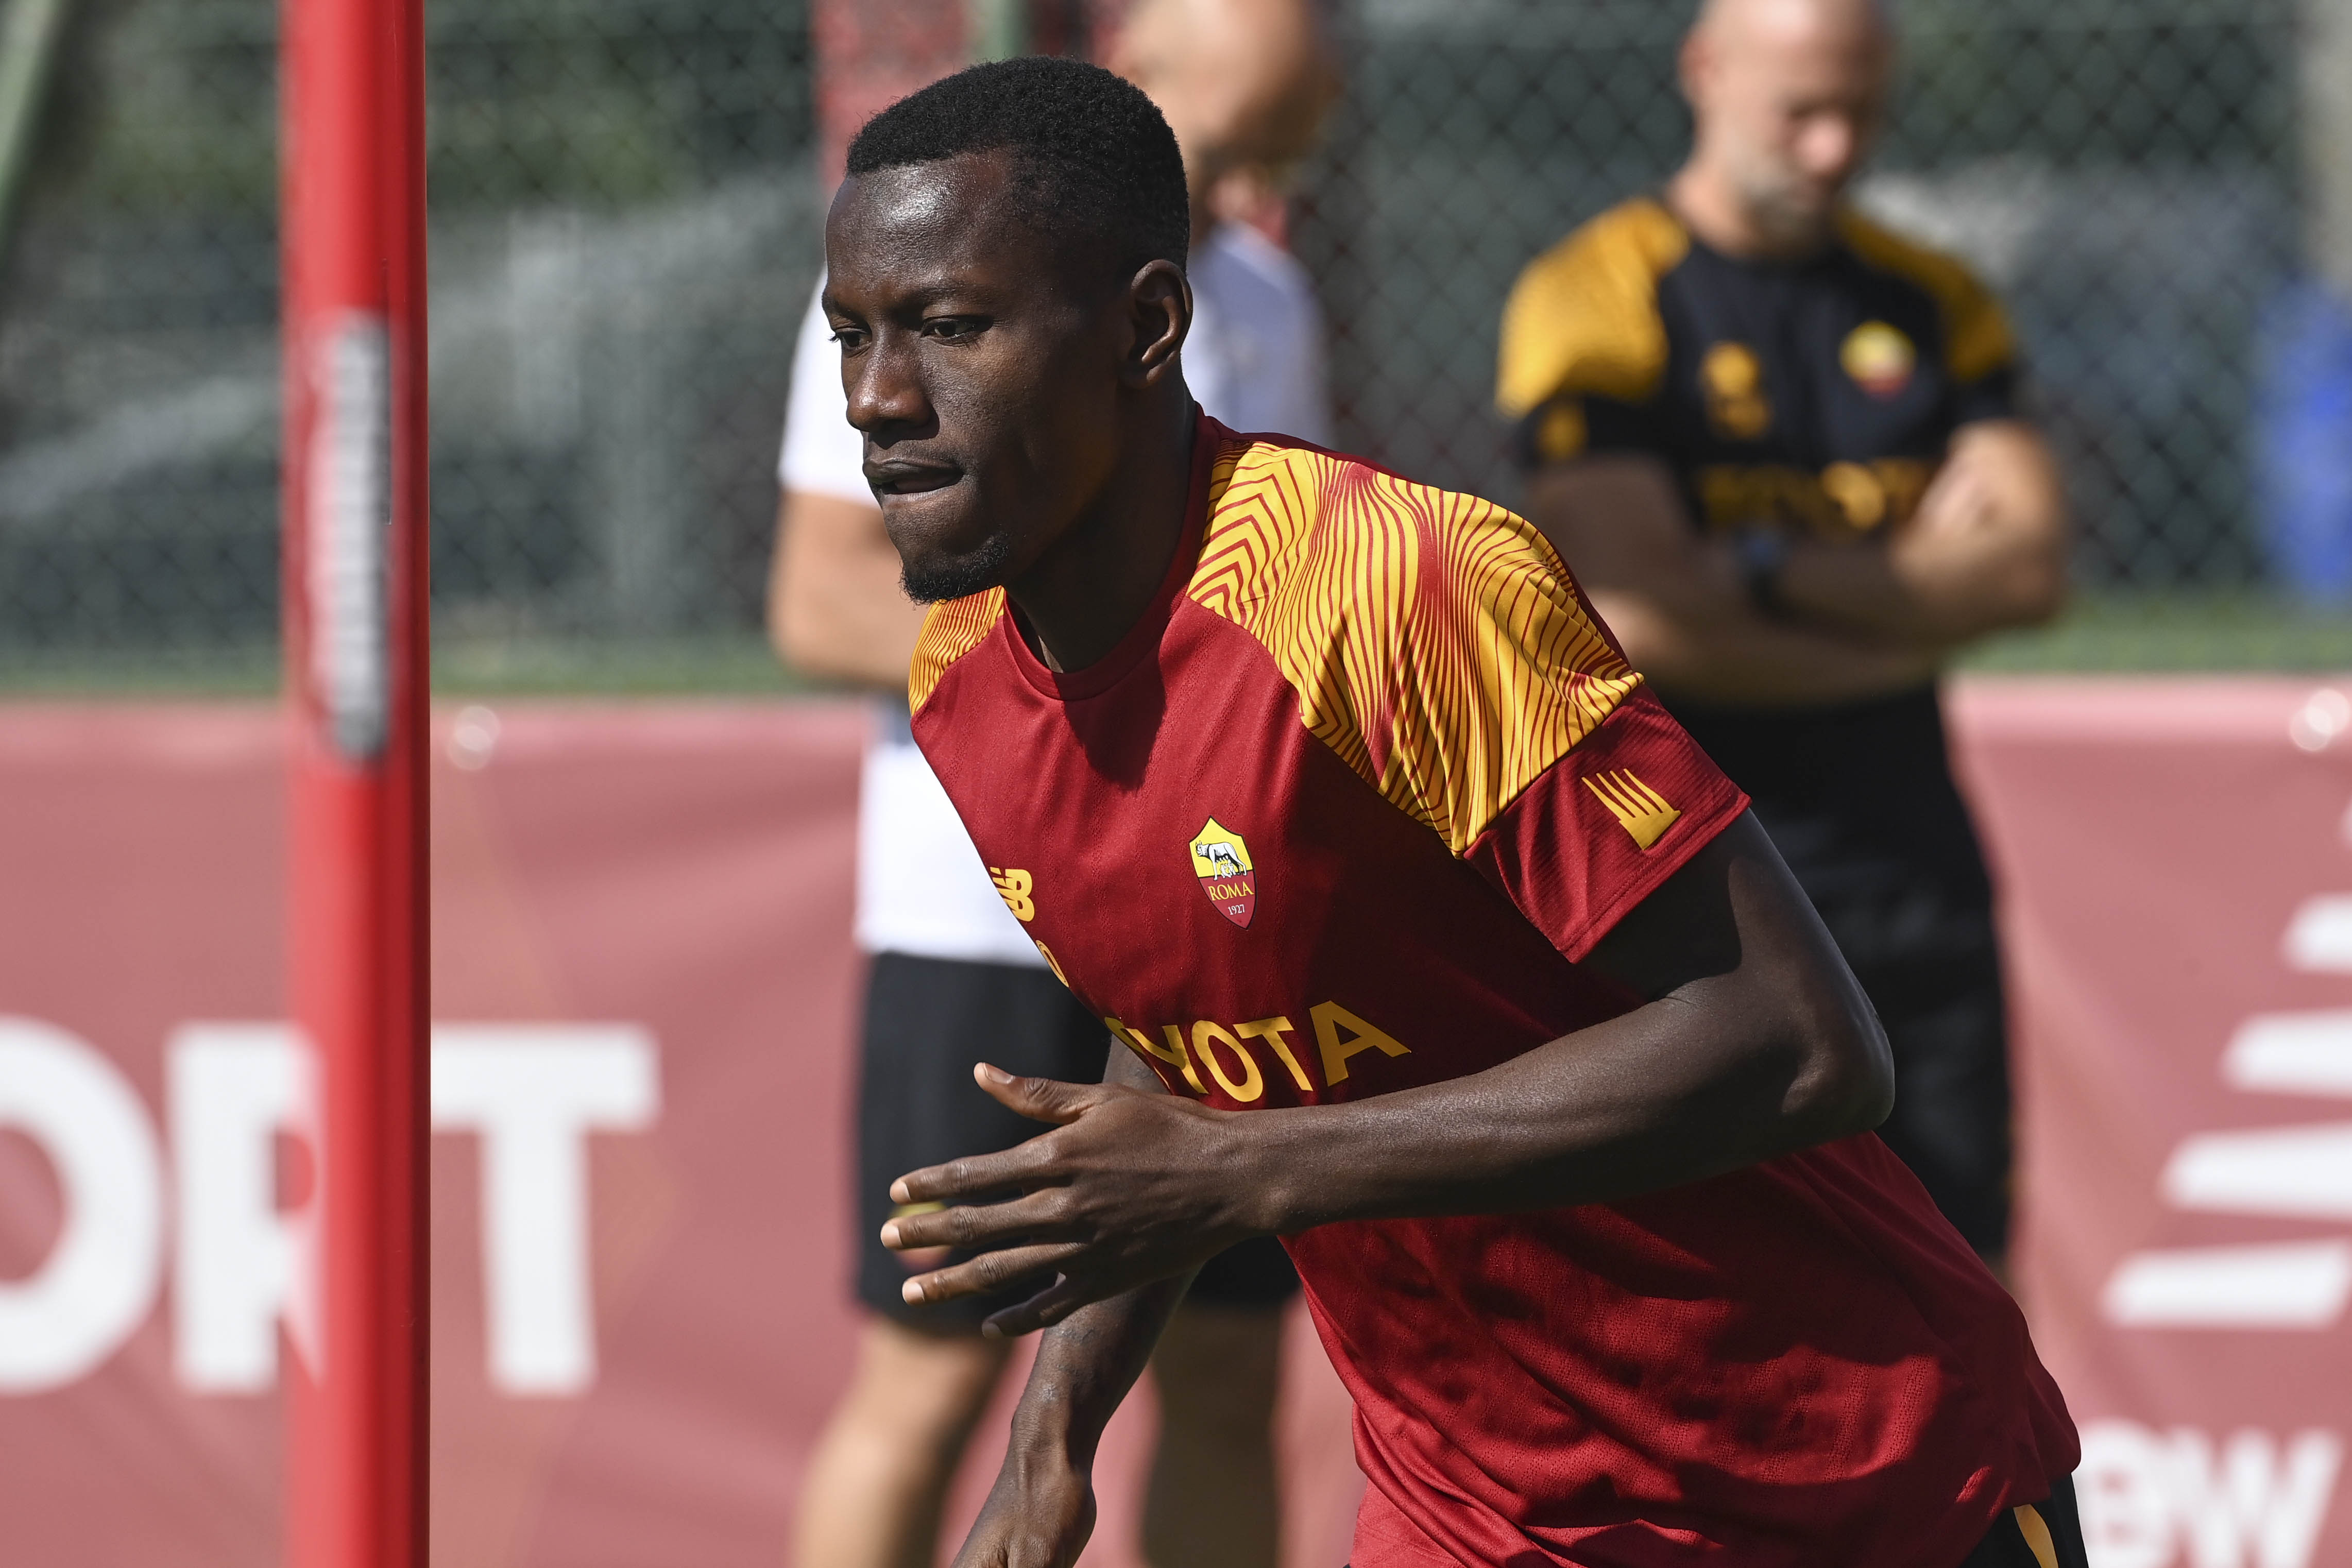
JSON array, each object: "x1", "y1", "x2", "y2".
[
  {"x1": 855, "y1": 951, "x2": 1299, "y2": 1332},
  {"x1": 1666, "y1": 685, "x2": 2013, "y2": 1257}
]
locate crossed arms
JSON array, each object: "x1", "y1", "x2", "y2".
[{"x1": 1531, "y1": 419, "x2": 2068, "y2": 706}]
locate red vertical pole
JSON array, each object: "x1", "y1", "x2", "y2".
[{"x1": 279, "y1": 0, "x2": 429, "y2": 1555}]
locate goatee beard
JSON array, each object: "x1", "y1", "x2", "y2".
[{"x1": 901, "y1": 532, "x2": 1014, "y2": 604}]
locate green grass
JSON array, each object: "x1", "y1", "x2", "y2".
[
  {"x1": 0, "y1": 645, "x2": 283, "y2": 698},
  {"x1": 1960, "y1": 593, "x2": 2352, "y2": 674},
  {"x1": 430, "y1": 634, "x2": 827, "y2": 697},
  {"x1": 0, "y1": 634, "x2": 837, "y2": 700},
  {"x1": 7, "y1": 595, "x2": 2352, "y2": 699}
]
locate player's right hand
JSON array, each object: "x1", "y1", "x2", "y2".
[{"x1": 948, "y1": 1448, "x2": 1096, "y2": 1568}]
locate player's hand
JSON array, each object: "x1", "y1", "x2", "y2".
[
  {"x1": 882, "y1": 1064, "x2": 1268, "y2": 1335},
  {"x1": 1887, "y1": 455, "x2": 2017, "y2": 600},
  {"x1": 948, "y1": 1444, "x2": 1096, "y2": 1568}
]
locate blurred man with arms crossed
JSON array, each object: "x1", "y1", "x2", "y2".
[
  {"x1": 1499, "y1": 0, "x2": 2068, "y2": 1267},
  {"x1": 769, "y1": 6, "x2": 1336, "y2": 1566}
]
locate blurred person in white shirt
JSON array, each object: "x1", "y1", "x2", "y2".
[{"x1": 768, "y1": 4, "x2": 1338, "y2": 1566}]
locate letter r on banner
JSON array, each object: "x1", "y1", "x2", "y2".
[
  {"x1": 163, "y1": 1022, "x2": 658, "y2": 1397},
  {"x1": 172, "y1": 1025, "x2": 319, "y2": 1392}
]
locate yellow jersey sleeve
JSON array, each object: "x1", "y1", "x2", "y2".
[
  {"x1": 1187, "y1": 436, "x2": 1646, "y2": 855},
  {"x1": 1495, "y1": 197, "x2": 1690, "y2": 420}
]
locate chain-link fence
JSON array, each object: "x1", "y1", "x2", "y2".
[
  {"x1": 1298, "y1": 0, "x2": 2351, "y2": 667},
  {"x1": 0, "y1": 0, "x2": 819, "y2": 688},
  {"x1": 1, "y1": 0, "x2": 2346, "y2": 689}
]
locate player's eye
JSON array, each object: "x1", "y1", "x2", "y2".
[{"x1": 922, "y1": 316, "x2": 987, "y2": 343}]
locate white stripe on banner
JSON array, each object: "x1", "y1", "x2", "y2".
[{"x1": 2102, "y1": 1241, "x2": 2352, "y2": 1329}]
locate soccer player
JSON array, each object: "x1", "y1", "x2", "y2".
[
  {"x1": 1497, "y1": 0, "x2": 2070, "y2": 1268},
  {"x1": 770, "y1": 8, "x2": 1336, "y2": 1568},
  {"x1": 823, "y1": 55, "x2": 2082, "y2": 1568}
]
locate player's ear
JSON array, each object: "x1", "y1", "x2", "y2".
[
  {"x1": 1122, "y1": 259, "x2": 1190, "y2": 389},
  {"x1": 1677, "y1": 18, "x2": 1713, "y2": 110}
]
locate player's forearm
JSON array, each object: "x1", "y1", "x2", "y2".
[
  {"x1": 1237, "y1": 821, "x2": 1891, "y2": 1231},
  {"x1": 777, "y1": 589, "x2": 925, "y2": 688},
  {"x1": 768, "y1": 490, "x2": 928, "y2": 688},
  {"x1": 1777, "y1": 425, "x2": 2069, "y2": 647},
  {"x1": 1776, "y1": 527, "x2": 2061, "y2": 649},
  {"x1": 1774, "y1": 538, "x2": 1965, "y2": 646},
  {"x1": 1244, "y1": 1005, "x2": 1873, "y2": 1231},
  {"x1": 1000, "y1": 1274, "x2": 1194, "y2": 1468},
  {"x1": 1599, "y1": 589, "x2": 1941, "y2": 705},
  {"x1": 1528, "y1": 465, "x2": 1943, "y2": 703}
]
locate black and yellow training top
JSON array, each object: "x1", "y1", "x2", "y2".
[
  {"x1": 1497, "y1": 195, "x2": 2017, "y2": 542},
  {"x1": 1493, "y1": 192, "x2": 2026, "y2": 973}
]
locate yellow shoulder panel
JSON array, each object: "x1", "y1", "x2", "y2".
[
  {"x1": 1496, "y1": 197, "x2": 1689, "y2": 418},
  {"x1": 1836, "y1": 209, "x2": 2016, "y2": 385},
  {"x1": 907, "y1": 588, "x2": 1007, "y2": 713},
  {"x1": 1188, "y1": 436, "x2": 1644, "y2": 853}
]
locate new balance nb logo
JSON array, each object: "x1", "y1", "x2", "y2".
[
  {"x1": 988, "y1": 867, "x2": 1034, "y2": 922},
  {"x1": 1583, "y1": 771, "x2": 1681, "y2": 850}
]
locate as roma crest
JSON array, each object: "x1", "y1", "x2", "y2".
[
  {"x1": 1188, "y1": 818, "x2": 1257, "y2": 929},
  {"x1": 1840, "y1": 320, "x2": 1916, "y2": 400}
]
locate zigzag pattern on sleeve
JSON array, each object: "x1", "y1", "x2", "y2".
[{"x1": 1186, "y1": 432, "x2": 1645, "y2": 855}]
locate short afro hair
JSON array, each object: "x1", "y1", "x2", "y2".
[{"x1": 845, "y1": 56, "x2": 1191, "y2": 275}]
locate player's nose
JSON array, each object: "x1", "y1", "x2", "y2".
[
  {"x1": 1797, "y1": 112, "x2": 1862, "y2": 181},
  {"x1": 845, "y1": 329, "x2": 932, "y2": 437}
]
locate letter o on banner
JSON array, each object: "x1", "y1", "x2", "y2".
[{"x1": 0, "y1": 1018, "x2": 164, "y2": 1391}]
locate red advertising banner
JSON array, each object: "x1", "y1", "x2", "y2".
[
  {"x1": 0, "y1": 702, "x2": 1360, "y2": 1568},
  {"x1": 1958, "y1": 679, "x2": 2352, "y2": 1568},
  {"x1": 8, "y1": 684, "x2": 2352, "y2": 1566}
]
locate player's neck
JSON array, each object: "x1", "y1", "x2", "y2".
[
  {"x1": 1005, "y1": 394, "x2": 1199, "y2": 676},
  {"x1": 1666, "y1": 164, "x2": 1834, "y2": 263}
]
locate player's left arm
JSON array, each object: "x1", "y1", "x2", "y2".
[
  {"x1": 881, "y1": 809, "x2": 1893, "y2": 1336},
  {"x1": 1767, "y1": 416, "x2": 2070, "y2": 649}
]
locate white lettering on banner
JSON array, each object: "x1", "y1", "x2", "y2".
[
  {"x1": 0, "y1": 1019, "x2": 658, "y2": 1398},
  {"x1": 2164, "y1": 1125, "x2": 2352, "y2": 1221},
  {"x1": 2079, "y1": 1421, "x2": 2343, "y2": 1568},
  {"x1": 2103, "y1": 1241, "x2": 2352, "y2": 1330},
  {"x1": 2285, "y1": 900, "x2": 2352, "y2": 975},
  {"x1": 432, "y1": 1025, "x2": 660, "y2": 1395},
  {"x1": 169, "y1": 1026, "x2": 319, "y2": 1392},
  {"x1": 2223, "y1": 1012, "x2": 2352, "y2": 1096},
  {"x1": 2103, "y1": 995, "x2": 2352, "y2": 1327},
  {"x1": 0, "y1": 1019, "x2": 163, "y2": 1392}
]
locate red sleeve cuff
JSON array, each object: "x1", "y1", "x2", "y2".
[{"x1": 1465, "y1": 687, "x2": 1749, "y2": 962}]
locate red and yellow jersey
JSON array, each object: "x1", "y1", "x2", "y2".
[{"x1": 910, "y1": 418, "x2": 2075, "y2": 1566}]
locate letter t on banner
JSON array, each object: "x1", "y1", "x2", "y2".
[{"x1": 279, "y1": 0, "x2": 429, "y2": 1555}]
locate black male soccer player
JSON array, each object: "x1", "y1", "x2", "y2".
[
  {"x1": 819, "y1": 57, "x2": 2083, "y2": 1568},
  {"x1": 1498, "y1": 0, "x2": 2071, "y2": 1268}
]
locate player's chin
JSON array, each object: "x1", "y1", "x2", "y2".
[
  {"x1": 891, "y1": 517, "x2": 1016, "y2": 605},
  {"x1": 1776, "y1": 181, "x2": 1842, "y2": 228}
]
